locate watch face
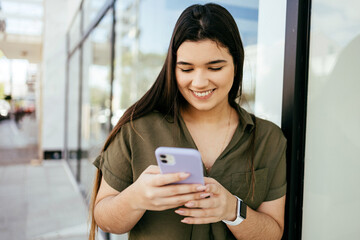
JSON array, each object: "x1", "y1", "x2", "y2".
[{"x1": 239, "y1": 201, "x2": 247, "y2": 219}]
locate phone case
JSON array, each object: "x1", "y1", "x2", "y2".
[{"x1": 155, "y1": 147, "x2": 204, "y2": 185}]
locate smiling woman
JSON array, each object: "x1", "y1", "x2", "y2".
[
  {"x1": 89, "y1": 3, "x2": 286, "y2": 240},
  {"x1": 175, "y1": 40, "x2": 235, "y2": 113}
]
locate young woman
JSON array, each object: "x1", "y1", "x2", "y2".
[{"x1": 89, "y1": 3, "x2": 286, "y2": 240}]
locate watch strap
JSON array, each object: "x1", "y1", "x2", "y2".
[{"x1": 222, "y1": 196, "x2": 246, "y2": 226}]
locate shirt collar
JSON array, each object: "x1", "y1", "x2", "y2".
[{"x1": 235, "y1": 104, "x2": 255, "y2": 132}]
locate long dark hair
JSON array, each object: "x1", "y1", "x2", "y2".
[{"x1": 89, "y1": 4, "x2": 246, "y2": 239}]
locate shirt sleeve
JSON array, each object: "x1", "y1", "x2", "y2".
[
  {"x1": 264, "y1": 143, "x2": 287, "y2": 201},
  {"x1": 93, "y1": 124, "x2": 133, "y2": 192}
]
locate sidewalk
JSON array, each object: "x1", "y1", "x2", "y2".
[
  {"x1": 0, "y1": 116, "x2": 38, "y2": 165},
  {"x1": 0, "y1": 160, "x2": 90, "y2": 240}
]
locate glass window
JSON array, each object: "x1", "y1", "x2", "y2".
[
  {"x1": 80, "y1": 9, "x2": 113, "y2": 197},
  {"x1": 66, "y1": 50, "x2": 80, "y2": 175},
  {"x1": 302, "y1": 1, "x2": 360, "y2": 238},
  {"x1": 83, "y1": 0, "x2": 109, "y2": 31}
]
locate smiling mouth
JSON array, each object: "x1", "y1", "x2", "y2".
[{"x1": 191, "y1": 89, "x2": 215, "y2": 97}]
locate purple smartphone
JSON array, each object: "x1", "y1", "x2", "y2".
[{"x1": 155, "y1": 147, "x2": 204, "y2": 185}]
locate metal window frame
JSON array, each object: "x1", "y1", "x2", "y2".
[
  {"x1": 281, "y1": 0, "x2": 312, "y2": 239},
  {"x1": 76, "y1": 4, "x2": 84, "y2": 183},
  {"x1": 109, "y1": 3, "x2": 116, "y2": 133}
]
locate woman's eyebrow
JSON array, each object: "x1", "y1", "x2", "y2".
[
  {"x1": 176, "y1": 61, "x2": 193, "y2": 65},
  {"x1": 176, "y1": 59, "x2": 227, "y2": 65},
  {"x1": 206, "y1": 59, "x2": 227, "y2": 65}
]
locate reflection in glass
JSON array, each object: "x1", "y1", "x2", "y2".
[
  {"x1": 83, "y1": 0, "x2": 108, "y2": 30},
  {"x1": 81, "y1": 9, "x2": 112, "y2": 198},
  {"x1": 113, "y1": 0, "x2": 143, "y2": 120}
]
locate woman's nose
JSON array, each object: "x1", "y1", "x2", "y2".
[{"x1": 191, "y1": 70, "x2": 209, "y2": 88}]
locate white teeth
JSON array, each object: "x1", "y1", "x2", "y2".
[{"x1": 193, "y1": 90, "x2": 213, "y2": 97}]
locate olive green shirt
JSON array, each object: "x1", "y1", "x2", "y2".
[{"x1": 94, "y1": 106, "x2": 287, "y2": 240}]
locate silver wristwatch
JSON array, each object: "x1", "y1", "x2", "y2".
[{"x1": 222, "y1": 196, "x2": 247, "y2": 226}]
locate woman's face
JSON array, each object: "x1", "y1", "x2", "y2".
[{"x1": 175, "y1": 39, "x2": 235, "y2": 113}]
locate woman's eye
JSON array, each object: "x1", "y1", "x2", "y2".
[
  {"x1": 181, "y1": 69, "x2": 193, "y2": 72},
  {"x1": 209, "y1": 67, "x2": 223, "y2": 71}
]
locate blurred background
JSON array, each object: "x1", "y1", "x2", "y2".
[
  {"x1": 0, "y1": 0, "x2": 39, "y2": 165},
  {"x1": 0, "y1": 0, "x2": 359, "y2": 240}
]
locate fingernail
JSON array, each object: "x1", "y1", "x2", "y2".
[
  {"x1": 175, "y1": 209, "x2": 184, "y2": 214},
  {"x1": 179, "y1": 172, "x2": 190, "y2": 178},
  {"x1": 200, "y1": 193, "x2": 210, "y2": 198},
  {"x1": 196, "y1": 185, "x2": 206, "y2": 191},
  {"x1": 185, "y1": 201, "x2": 194, "y2": 207},
  {"x1": 181, "y1": 218, "x2": 189, "y2": 223}
]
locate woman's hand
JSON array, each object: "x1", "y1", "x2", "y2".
[
  {"x1": 129, "y1": 165, "x2": 211, "y2": 211},
  {"x1": 174, "y1": 177, "x2": 237, "y2": 224}
]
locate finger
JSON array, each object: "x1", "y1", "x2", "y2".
[
  {"x1": 181, "y1": 217, "x2": 218, "y2": 225},
  {"x1": 148, "y1": 189, "x2": 212, "y2": 210},
  {"x1": 175, "y1": 205, "x2": 218, "y2": 218},
  {"x1": 183, "y1": 197, "x2": 218, "y2": 209},
  {"x1": 144, "y1": 165, "x2": 161, "y2": 174},
  {"x1": 155, "y1": 192, "x2": 209, "y2": 207},
  {"x1": 159, "y1": 184, "x2": 206, "y2": 197},
  {"x1": 152, "y1": 172, "x2": 190, "y2": 186}
]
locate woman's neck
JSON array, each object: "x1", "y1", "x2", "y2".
[{"x1": 181, "y1": 103, "x2": 234, "y2": 125}]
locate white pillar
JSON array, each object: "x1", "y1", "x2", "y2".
[{"x1": 41, "y1": 0, "x2": 80, "y2": 158}]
